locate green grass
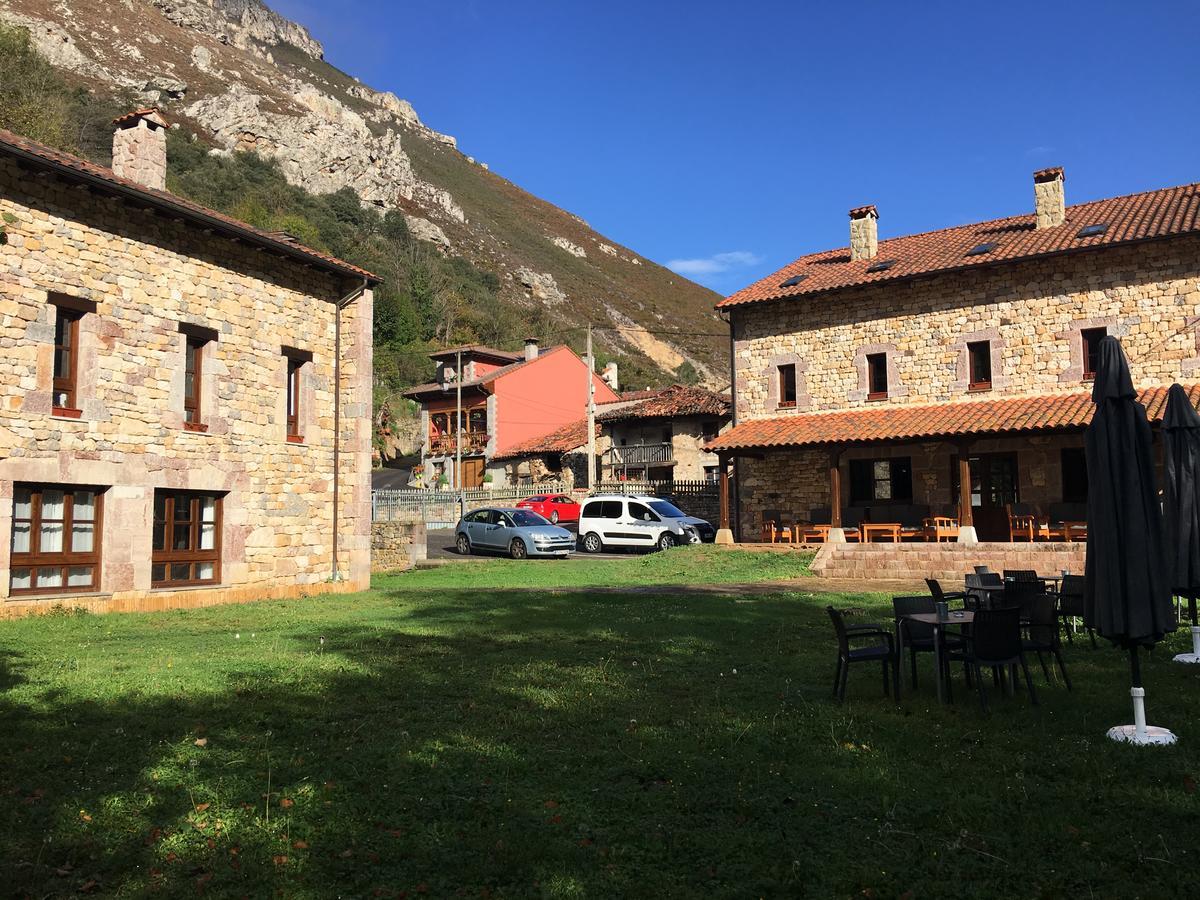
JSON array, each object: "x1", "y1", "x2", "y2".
[
  {"x1": 1, "y1": 557, "x2": 1199, "y2": 897},
  {"x1": 378, "y1": 545, "x2": 813, "y2": 590}
]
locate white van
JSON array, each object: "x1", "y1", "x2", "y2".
[{"x1": 577, "y1": 494, "x2": 714, "y2": 553}]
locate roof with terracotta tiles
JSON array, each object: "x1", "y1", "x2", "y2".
[
  {"x1": 427, "y1": 345, "x2": 523, "y2": 363},
  {"x1": 492, "y1": 418, "x2": 595, "y2": 460},
  {"x1": 705, "y1": 385, "x2": 1200, "y2": 452},
  {"x1": 0, "y1": 126, "x2": 379, "y2": 284},
  {"x1": 719, "y1": 180, "x2": 1200, "y2": 309},
  {"x1": 597, "y1": 384, "x2": 731, "y2": 422}
]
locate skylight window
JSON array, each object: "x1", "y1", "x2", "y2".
[
  {"x1": 780, "y1": 274, "x2": 807, "y2": 288},
  {"x1": 866, "y1": 259, "x2": 896, "y2": 273},
  {"x1": 966, "y1": 242, "x2": 997, "y2": 257},
  {"x1": 1076, "y1": 224, "x2": 1109, "y2": 238}
]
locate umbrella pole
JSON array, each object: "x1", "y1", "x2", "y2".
[{"x1": 1108, "y1": 645, "x2": 1177, "y2": 746}]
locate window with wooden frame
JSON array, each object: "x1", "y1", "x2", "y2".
[
  {"x1": 866, "y1": 352, "x2": 889, "y2": 400},
  {"x1": 282, "y1": 347, "x2": 313, "y2": 443},
  {"x1": 1082, "y1": 327, "x2": 1107, "y2": 380},
  {"x1": 151, "y1": 490, "x2": 221, "y2": 587},
  {"x1": 968, "y1": 340, "x2": 993, "y2": 390},
  {"x1": 179, "y1": 323, "x2": 218, "y2": 432},
  {"x1": 778, "y1": 364, "x2": 797, "y2": 408},
  {"x1": 10, "y1": 484, "x2": 103, "y2": 595},
  {"x1": 52, "y1": 309, "x2": 82, "y2": 415},
  {"x1": 848, "y1": 458, "x2": 913, "y2": 505}
]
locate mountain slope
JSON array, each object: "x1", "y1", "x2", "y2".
[{"x1": 0, "y1": 0, "x2": 727, "y2": 386}]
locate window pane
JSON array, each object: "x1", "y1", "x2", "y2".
[
  {"x1": 873, "y1": 461, "x2": 890, "y2": 480},
  {"x1": 14, "y1": 488, "x2": 32, "y2": 519},
  {"x1": 152, "y1": 522, "x2": 166, "y2": 552},
  {"x1": 172, "y1": 524, "x2": 191, "y2": 551},
  {"x1": 151, "y1": 563, "x2": 166, "y2": 583},
  {"x1": 12, "y1": 522, "x2": 31, "y2": 554},
  {"x1": 73, "y1": 491, "x2": 96, "y2": 521},
  {"x1": 170, "y1": 562, "x2": 191, "y2": 582},
  {"x1": 36, "y1": 567, "x2": 63, "y2": 589},
  {"x1": 71, "y1": 522, "x2": 94, "y2": 553},
  {"x1": 875, "y1": 479, "x2": 892, "y2": 500},
  {"x1": 154, "y1": 493, "x2": 167, "y2": 520},
  {"x1": 200, "y1": 523, "x2": 215, "y2": 551},
  {"x1": 11, "y1": 568, "x2": 32, "y2": 590},
  {"x1": 174, "y1": 499, "x2": 192, "y2": 522},
  {"x1": 200, "y1": 497, "x2": 216, "y2": 522},
  {"x1": 40, "y1": 522, "x2": 64, "y2": 554},
  {"x1": 67, "y1": 566, "x2": 93, "y2": 588},
  {"x1": 54, "y1": 347, "x2": 71, "y2": 379},
  {"x1": 42, "y1": 490, "x2": 65, "y2": 519},
  {"x1": 195, "y1": 561, "x2": 214, "y2": 581}
]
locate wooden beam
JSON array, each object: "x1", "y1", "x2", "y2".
[
  {"x1": 718, "y1": 454, "x2": 730, "y2": 531},
  {"x1": 829, "y1": 447, "x2": 843, "y2": 529},
  {"x1": 956, "y1": 441, "x2": 974, "y2": 528}
]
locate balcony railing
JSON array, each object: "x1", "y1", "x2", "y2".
[
  {"x1": 430, "y1": 432, "x2": 489, "y2": 455},
  {"x1": 603, "y1": 443, "x2": 674, "y2": 467}
]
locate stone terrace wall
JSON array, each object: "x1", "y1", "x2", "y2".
[
  {"x1": 732, "y1": 235, "x2": 1200, "y2": 421},
  {"x1": 0, "y1": 155, "x2": 372, "y2": 613},
  {"x1": 371, "y1": 517, "x2": 427, "y2": 573},
  {"x1": 811, "y1": 542, "x2": 1087, "y2": 583}
]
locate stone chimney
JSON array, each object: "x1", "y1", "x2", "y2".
[
  {"x1": 1034, "y1": 166, "x2": 1066, "y2": 229},
  {"x1": 111, "y1": 108, "x2": 169, "y2": 191},
  {"x1": 602, "y1": 361, "x2": 619, "y2": 392},
  {"x1": 523, "y1": 337, "x2": 540, "y2": 362},
  {"x1": 849, "y1": 205, "x2": 878, "y2": 261}
]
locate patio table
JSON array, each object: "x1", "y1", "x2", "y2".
[
  {"x1": 861, "y1": 523, "x2": 903, "y2": 543},
  {"x1": 897, "y1": 610, "x2": 974, "y2": 704}
]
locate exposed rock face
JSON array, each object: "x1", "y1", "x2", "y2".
[
  {"x1": 550, "y1": 236, "x2": 586, "y2": 258},
  {"x1": 516, "y1": 268, "x2": 567, "y2": 305},
  {"x1": 404, "y1": 215, "x2": 450, "y2": 249},
  {"x1": 151, "y1": 0, "x2": 324, "y2": 59}
]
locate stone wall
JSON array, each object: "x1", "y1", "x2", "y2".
[
  {"x1": 372, "y1": 517, "x2": 426, "y2": 573},
  {"x1": 811, "y1": 542, "x2": 1086, "y2": 582},
  {"x1": 0, "y1": 155, "x2": 373, "y2": 614},
  {"x1": 731, "y1": 235, "x2": 1200, "y2": 421}
]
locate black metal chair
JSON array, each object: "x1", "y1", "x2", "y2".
[
  {"x1": 827, "y1": 606, "x2": 899, "y2": 703},
  {"x1": 892, "y1": 595, "x2": 963, "y2": 689},
  {"x1": 925, "y1": 578, "x2": 966, "y2": 605},
  {"x1": 1022, "y1": 594, "x2": 1071, "y2": 689},
  {"x1": 949, "y1": 606, "x2": 1038, "y2": 711},
  {"x1": 1056, "y1": 574, "x2": 1096, "y2": 648}
]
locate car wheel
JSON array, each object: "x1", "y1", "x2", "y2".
[
  {"x1": 456, "y1": 533, "x2": 472, "y2": 556},
  {"x1": 582, "y1": 532, "x2": 604, "y2": 553},
  {"x1": 550, "y1": 510, "x2": 559, "y2": 524},
  {"x1": 510, "y1": 538, "x2": 528, "y2": 560},
  {"x1": 657, "y1": 532, "x2": 677, "y2": 551}
]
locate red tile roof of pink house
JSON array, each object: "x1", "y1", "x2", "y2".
[
  {"x1": 0, "y1": 126, "x2": 379, "y2": 284},
  {"x1": 705, "y1": 384, "x2": 1200, "y2": 452},
  {"x1": 718, "y1": 181, "x2": 1200, "y2": 309}
]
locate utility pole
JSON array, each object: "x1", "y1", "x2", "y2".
[
  {"x1": 456, "y1": 347, "x2": 464, "y2": 521},
  {"x1": 586, "y1": 325, "x2": 596, "y2": 491}
]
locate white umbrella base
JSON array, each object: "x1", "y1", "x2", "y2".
[
  {"x1": 1107, "y1": 724, "x2": 1177, "y2": 745},
  {"x1": 1172, "y1": 653, "x2": 1200, "y2": 664}
]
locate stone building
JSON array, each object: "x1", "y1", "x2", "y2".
[
  {"x1": 706, "y1": 167, "x2": 1200, "y2": 544},
  {"x1": 597, "y1": 385, "x2": 731, "y2": 482},
  {"x1": 0, "y1": 110, "x2": 376, "y2": 615}
]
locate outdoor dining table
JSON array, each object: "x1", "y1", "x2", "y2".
[
  {"x1": 861, "y1": 523, "x2": 903, "y2": 542},
  {"x1": 897, "y1": 609, "x2": 975, "y2": 705}
]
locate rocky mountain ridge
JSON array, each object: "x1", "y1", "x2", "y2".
[{"x1": 0, "y1": 0, "x2": 727, "y2": 384}]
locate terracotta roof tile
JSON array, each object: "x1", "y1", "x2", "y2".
[
  {"x1": 427, "y1": 345, "x2": 523, "y2": 363},
  {"x1": 493, "y1": 418, "x2": 594, "y2": 460},
  {"x1": 705, "y1": 385, "x2": 1200, "y2": 452},
  {"x1": 719, "y1": 181, "x2": 1200, "y2": 309},
  {"x1": 597, "y1": 384, "x2": 731, "y2": 422},
  {"x1": 0, "y1": 126, "x2": 379, "y2": 283}
]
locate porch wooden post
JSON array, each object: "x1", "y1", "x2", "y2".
[
  {"x1": 716, "y1": 453, "x2": 734, "y2": 545},
  {"x1": 956, "y1": 441, "x2": 979, "y2": 544},
  {"x1": 828, "y1": 446, "x2": 847, "y2": 543}
]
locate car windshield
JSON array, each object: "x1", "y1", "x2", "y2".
[
  {"x1": 510, "y1": 510, "x2": 550, "y2": 527},
  {"x1": 649, "y1": 500, "x2": 687, "y2": 518}
]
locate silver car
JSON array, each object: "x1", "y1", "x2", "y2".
[{"x1": 455, "y1": 507, "x2": 575, "y2": 559}]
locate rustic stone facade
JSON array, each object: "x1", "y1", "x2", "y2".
[
  {"x1": 371, "y1": 517, "x2": 426, "y2": 573},
  {"x1": 598, "y1": 415, "x2": 727, "y2": 481},
  {"x1": 0, "y1": 154, "x2": 373, "y2": 615}
]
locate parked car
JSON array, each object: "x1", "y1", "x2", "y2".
[
  {"x1": 516, "y1": 493, "x2": 581, "y2": 525},
  {"x1": 577, "y1": 494, "x2": 715, "y2": 553},
  {"x1": 455, "y1": 507, "x2": 575, "y2": 559}
]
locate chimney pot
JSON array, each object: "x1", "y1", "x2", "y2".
[
  {"x1": 1033, "y1": 166, "x2": 1066, "y2": 229},
  {"x1": 111, "y1": 108, "x2": 169, "y2": 191},
  {"x1": 523, "y1": 337, "x2": 540, "y2": 362},
  {"x1": 849, "y1": 205, "x2": 878, "y2": 261}
]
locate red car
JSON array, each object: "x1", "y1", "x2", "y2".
[{"x1": 516, "y1": 493, "x2": 581, "y2": 525}]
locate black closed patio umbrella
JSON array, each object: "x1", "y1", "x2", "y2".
[
  {"x1": 1084, "y1": 336, "x2": 1178, "y2": 744},
  {"x1": 1163, "y1": 383, "x2": 1200, "y2": 663}
]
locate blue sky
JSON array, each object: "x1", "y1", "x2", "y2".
[{"x1": 272, "y1": 0, "x2": 1200, "y2": 296}]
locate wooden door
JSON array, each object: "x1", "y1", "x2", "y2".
[
  {"x1": 953, "y1": 453, "x2": 1019, "y2": 541},
  {"x1": 461, "y1": 457, "x2": 485, "y2": 489}
]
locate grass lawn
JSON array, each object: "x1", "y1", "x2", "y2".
[{"x1": 1, "y1": 546, "x2": 1198, "y2": 897}]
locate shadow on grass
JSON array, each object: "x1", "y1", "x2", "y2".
[{"x1": 0, "y1": 586, "x2": 1198, "y2": 897}]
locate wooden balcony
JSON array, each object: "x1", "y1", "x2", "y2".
[
  {"x1": 430, "y1": 431, "x2": 488, "y2": 456},
  {"x1": 603, "y1": 442, "x2": 674, "y2": 468}
]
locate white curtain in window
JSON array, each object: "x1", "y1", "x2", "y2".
[
  {"x1": 200, "y1": 497, "x2": 216, "y2": 550},
  {"x1": 71, "y1": 523, "x2": 94, "y2": 553},
  {"x1": 74, "y1": 491, "x2": 95, "y2": 521},
  {"x1": 12, "y1": 522, "x2": 31, "y2": 554},
  {"x1": 14, "y1": 488, "x2": 32, "y2": 519}
]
